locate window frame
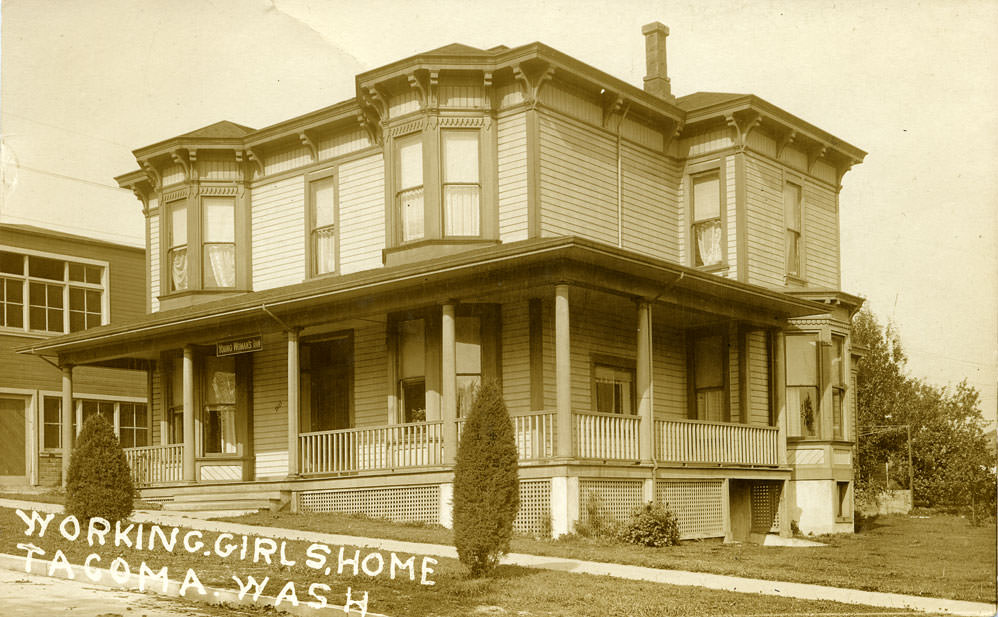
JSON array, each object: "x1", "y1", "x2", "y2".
[
  {"x1": 687, "y1": 330, "x2": 730, "y2": 422},
  {"x1": 440, "y1": 129, "x2": 482, "y2": 238},
  {"x1": 590, "y1": 355, "x2": 636, "y2": 415},
  {"x1": 831, "y1": 334, "x2": 846, "y2": 440},
  {"x1": 785, "y1": 333, "x2": 820, "y2": 439},
  {"x1": 686, "y1": 160, "x2": 728, "y2": 272},
  {"x1": 783, "y1": 173, "x2": 807, "y2": 283},
  {"x1": 305, "y1": 168, "x2": 339, "y2": 278},
  {"x1": 201, "y1": 196, "x2": 237, "y2": 289},
  {"x1": 166, "y1": 199, "x2": 190, "y2": 292},
  {"x1": 40, "y1": 394, "x2": 148, "y2": 451},
  {"x1": 0, "y1": 246, "x2": 109, "y2": 335},
  {"x1": 394, "y1": 132, "x2": 425, "y2": 244}
]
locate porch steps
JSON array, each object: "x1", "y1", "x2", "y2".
[{"x1": 149, "y1": 488, "x2": 289, "y2": 514}]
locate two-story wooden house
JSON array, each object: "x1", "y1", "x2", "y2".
[
  {"x1": 2, "y1": 224, "x2": 147, "y2": 488},
  {"x1": 22, "y1": 24, "x2": 865, "y2": 539}
]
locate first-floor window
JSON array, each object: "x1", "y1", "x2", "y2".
[
  {"x1": 42, "y1": 397, "x2": 62, "y2": 450},
  {"x1": 42, "y1": 396, "x2": 147, "y2": 449},
  {"x1": 786, "y1": 334, "x2": 819, "y2": 438},
  {"x1": 831, "y1": 335, "x2": 846, "y2": 439},
  {"x1": 168, "y1": 356, "x2": 184, "y2": 444},
  {"x1": 836, "y1": 482, "x2": 850, "y2": 518},
  {"x1": 594, "y1": 363, "x2": 634, "y2": 415},
  {"x1": 693, "y1": 334, "x2": 726, "y2": 421},
  {"x1": 202, "y1": 356, "x2": 237, "y2": 454},
  {"x1": 398, "y1": 318, "x2": 426, "y2": 423},
  {"x1": 456, "y1": 316, "x2": 482, "y2": 416},
  {"x1": 118, "y1": 403, "x2": 149, "y2": 449}
]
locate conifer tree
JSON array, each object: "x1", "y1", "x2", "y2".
[{"x1": 66, "y1": 414, "x2": 135, "y2": 522}]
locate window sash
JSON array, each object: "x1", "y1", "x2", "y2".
[
  {"x1": 696, "y1": 388, "x2": 725, "y2": 422},
  {"x1": 787, "y1": 385, "x2": 819, "y2": 438},
  {"x1": 312, "y1": 226, "x2": 336, "y2": 275},
  {"x1": 692, "y1": 174, "x2": 720, "y2": 221},
  {"x1": 398, "y1": 187, "x2": 425, "y2": 242},
  {"x1": 203, "y1": 243, "x2": 235, "y2": 288},
  {"x1": 0, "y1": 252, "x2": 104, "y2": 333}
]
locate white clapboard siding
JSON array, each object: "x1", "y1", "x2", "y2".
[
  {"x1": 253, "y1": 334, "x2": 289, "y2": 478},
  {"x1": 252, "y1": 176, "x2": 305, "y2": 291},
  {"x1": 148, "y1": 210, "x2": 160, "y2": 313},
  {"x1": 744, "y1": 153, "x2": 785, "y2": 288},
  {"x1": 150, "y1": 369, "x2": 162, "y2": 446},
  {"x1": 501, "y1": 300, "x2": 531, "y2": 413},
  {"x1": 652, "y1": 324, "x2": 687, "y2": 420},
  {"x1": 747, "y1": 330, "x2": 771, "y2": 426},
  {"x1": 621, "y1": 143, "x2": 680, "y2": 262},
  {"x1": 728, "y1": 324, "x2": 739, "y2": 420},
  {"x1": 538, "y1": 114, "x2": 617, "y2": 244},
  {"x1": 497, "y1": 112, "x2": 528, "y2": 243},
  {"x1": 804, "y1": 183, "x2": 840, "y2": 288},
  {"x1": 725, "y1": 155, "x2": 738, "y2": 279},
  {"x1": 338, "y1": 153, "x2": 385, "y2": 276},
  {"x1": 621, "y1": 117, "x2": 664, "y2": 152},
  {"x1": 568, "y1": 291, "x2": 636, "y2": 411},
  {"x1": 353, "y1": 320, "x2": 390, "y2": 427},
  {"x1": 812, "y1": 160, "x2": 837, "y2": 186}
]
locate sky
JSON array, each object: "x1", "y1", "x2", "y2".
[{"x1": 1, "y1": 0, "x2": 996, "y2": 423}]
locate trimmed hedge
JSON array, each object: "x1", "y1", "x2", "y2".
[
  {"x1": 452, "y1": 381, "x2": 520, "y2": 577},
  {"x1": 66, "y1": 414, "x2": 135, "y2": 522}
]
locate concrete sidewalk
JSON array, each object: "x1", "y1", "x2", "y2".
[{"x1": 2, "y1": 498, "x2": 995, "y2": 617}]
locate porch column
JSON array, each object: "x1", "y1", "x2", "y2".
[
  {"x1": 287, "y1": 328, "x2": 301, "y2": 477},
  {"x1": 636, "y1": 300, "x2": 654, "y2": 463},
  {"x1": 555, "y1": 284, "x2": 572, "y2": 459},
  {"x1": 442, "y1": 303, "x2": 458, "y2": 465},
  {"x1": 60, "y1": 365, "x2": 73, "y2": 488},
  {"x1": 182, "y1": 345, "x2": 196, "y2": 483},
  {"x1": 773, "y1": 331, "x2": 788, "y2": 465}
]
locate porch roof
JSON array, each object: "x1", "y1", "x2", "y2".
[{"x1": 18, "y1": 237, "x2": 827, "y2": 365}]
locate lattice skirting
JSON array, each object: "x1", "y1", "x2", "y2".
[
  {"x1": 656, "y1": 480, "x2": 725, "y2": 539},
  {"x1": 578, "y1": 479, "x2": 644, "y2": 525},
  {"x1": 750, "y1": 481, "x2": 782, "y2": 533},
  {"x1": 297, "y1": 485, "x2": 440, "y2": 524},
  {"x1": 514, "y1": 480, "x2": 552, "y2": 536}
]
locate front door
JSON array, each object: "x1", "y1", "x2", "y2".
[
  {"x1": 304, "y1": 335, "x2": 352, "y2": 432},
  {"x1": 0, "y1": 396, "x2": 29, "y2": 485}
]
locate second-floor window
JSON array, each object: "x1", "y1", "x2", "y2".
[
  {"x1": 0, "y1": 249, "x2": 106, "y2": 334},
  {"x1": 310, "y1": 174, "x2": 337, "y2": 275},
  {"x1": 168, "y1": 202, "x2": 188, "y2": 291},
  {"x1": 692, "y1": 173, "x2": 722, "y2": 267},
  {"x1": 442, "y1": 130, "x2": 480, "y2": 237},
  {"x1": 202, "y1": 197, "x2": 235, "y2": 288},
  {"x1": 784, "y1": 182, "x2": 802, "y2": 277},
  {"x1": 396, "y1": 136, "x2": 424, "y2": 243}
]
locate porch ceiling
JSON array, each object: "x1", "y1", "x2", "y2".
[{"x1": 17, "y1": 236, "x2": 827, "y2": 366}]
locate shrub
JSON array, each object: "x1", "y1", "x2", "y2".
[
  {"x1": 66, "y1": 414, "x2": 135, "y2": 522},
  {"x1": 452, "y1": 381, "x2": 519, "y2": 577},
  {"x1": 619, "y1": 502, "x2": 680, "y2": 547},
  {"x1": 574, "y1": 492, "x2": 621, "y2": 541}
]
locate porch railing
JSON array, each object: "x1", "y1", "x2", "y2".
[
  {"x1": 299, "y1": 421, "x2": 444, "y2": 475},
  {"x1": 573, "y1": 411, "x2": 640, "y2": 460},
  {"x1": 655, "y1": 419, "x2": 779, "y2": 466},
  {"x1": 455, "y1": 411, "x2": 555, "y2": 461},
  {"x1": 124, "y1": 444, "x2": 184, "y2": 486}
]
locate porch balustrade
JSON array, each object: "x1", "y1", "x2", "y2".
[
  {"x1": 655, "y1": 419, "x2": 779, "y2": 466},
  {"x1": 123, "y1": 444, "x2": 184, "y2": 486},
  {"x1": 455, "y1": 410, "x2": 555, "y2": 461},
  {"x1": 298, "y1": 421, "x2": 444, "y2": 475},
  {"x1": 573, "y1": 411, "x2": 640, "y2": 460}
]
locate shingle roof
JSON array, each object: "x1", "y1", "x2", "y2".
[
  {"x1": 675, "y1": 91, "x2": 748, "y2": 110},
  {"x1": 177, "y1": 120, "x2": 256, "y2": 139}
]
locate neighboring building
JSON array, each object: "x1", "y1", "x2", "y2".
[
  {"x1": 1, "y1": 224, "x2": 146, "y2": 487},
  {"x1": 21, "y1": 24, "x2": 866, "y2": 538}
]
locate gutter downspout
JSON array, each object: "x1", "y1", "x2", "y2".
[{"x1": 648, "y1": 271, "x2": 685, "y2": 497}]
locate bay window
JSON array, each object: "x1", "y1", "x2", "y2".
[
  {"x1": 202, "y1": 197, "x2": 235, "y2": 288},
  {"x1": 692, "y1": 173, "x2": 722, "y2": 267},
  {"x1": 309, "y1": 174, "x2": 337, "y2": 276},
  {"x1": 442, "y1": 130, "x2": 480, "y2": 237},
  {"x1": 784, "y1": 182, "x2": 802, "y2": 277},
  {"x1": 831, "y1": 335, "x2": 845, "y2": 439},
  {"x1": 168, "y1": 202, "x2": 188, "y2": 291},
  {"x1": 786, "y1": 334, "x2": 819, "y2": 438},
  {"x1": 396, "y1": 136, "x2": 424, "y2": 243},
  {"x1": 692, "y1": 334, "x2": 726, "y2": 421},
  {"x1": 0, "y1": 249, "x2": 106, "y2": 334}
]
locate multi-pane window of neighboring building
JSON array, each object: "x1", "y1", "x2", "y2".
[
  {"x1": 310, "y1": 175, "x2": 337, "y2": 275},
  {"x1": 784, "y1": 182, "x2": 802, "y2": 277},
  {"x1": 693, "y1": 334, "x2": 725, "y2": 421},
  {"x1": 398, "y1": 318, "x2": 426, "y2": 423},
  {"x1": 594, "y1": 364, "x2": 634, "y2": 415},
  {"x1": 831, "y1": 335, "x2": 846, "y2": 439},
  {"x1": 691, "y1": 173, "x2": 722, "y2": 267},
  {"x1": 456, "y1": 316, "x2": 481, "y2": 417},
  {"x1": 168, "y1": 202, "x2": 188, "y2": 291},
  {"x1": 396, "y1": 136, "x2": 424, "y2": 243},
  {"x1": 202, "y1": 197, "x2": 235, "y2": 288},
  {"x1": 0, "y1": 250, "x2": 105, "y2": 333},
  {"x1": 786, "y1": 334, "x2": 819, "y2": 438},
  {"x1": 442, "y1": 130, "x2": 480, "y2": 237},
  {"x1": 202, "y1": 355, "x2": 237, "y2": 454},
  {"x1": 41, "y1": 396, "x2": 147, "y2": 449}
]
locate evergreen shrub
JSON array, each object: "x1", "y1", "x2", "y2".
[
  {"x1": 452, "y1": 381, "x2": 520, "y2": 577},
  {"x1": 66, "y1": 414, "x2": 135, "y2": 522}
]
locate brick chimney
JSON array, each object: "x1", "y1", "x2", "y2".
[{"x1": 642, "y1": 22, "x2": 674, "y2": 102}]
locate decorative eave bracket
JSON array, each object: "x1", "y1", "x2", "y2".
[
  {"x1": 725, "y1": 111, "x2": 762, "y2": 152},
  {"x1": 171, "y1": 148, "x2": 194, "y2": 182},
  {"x1": 663, "y1": 118, "x2": 685, "y2": 152},
  {"x1": 807, "y1": 145, "x2": 828, "y2": 175},
  {"x1": 139, "y1": 160, "x2": 161, "y2": 192},
  {"x1": 512, "y1": 63, "x2": 555, "y2": 110},
  {"x1": 776, "y1": 129, "x2": 798, "y2": 159},
  {"x1": 299, "y1": 130, "x2": 318, "y2": 162},
  {"x1": 407, "y1": 72, "x2": 428, "y2": 110}
]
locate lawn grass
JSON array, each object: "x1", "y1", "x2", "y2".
[
  {"x1": 223, "y1": 509, "x2": 997, "y2": 603},
  {"x1": 0, "y1": 506, "x2": 916, "y2": 617}
]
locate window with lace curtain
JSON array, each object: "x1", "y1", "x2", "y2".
[
  {"x1": 309, "y1": 173, "x2": 337, "y2": 276},
  {"x1": 396, "y1": 135, "x2": 424, "y2": 243},
  {"x1": 691, "y1": 172, "x2": 722, "y2": 267},
  {"x1": 442, "y1": 130, "x2": 480, "y2": 237},
  {"x1": 167, "y1": 202, "x2": 188, "y2": 291},
  {"x1": 202, "y1": 197, "x2": 235, "y2": 288}
]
